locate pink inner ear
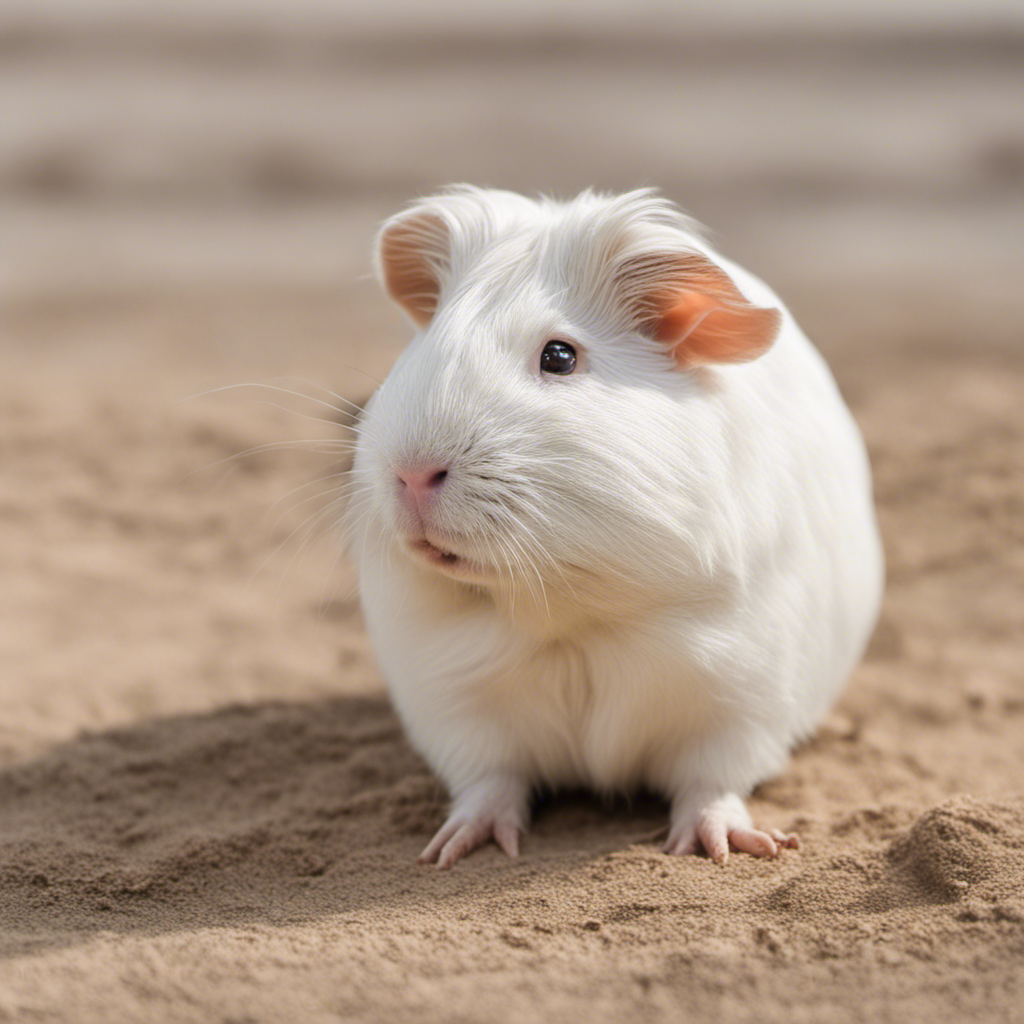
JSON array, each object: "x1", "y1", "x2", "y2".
[
  {"x1": 655, "y1": 289, "x2": 782, "y2": 366},
  {"x1": 378, "y1": 211, "x2": 448, "y2": 327}
]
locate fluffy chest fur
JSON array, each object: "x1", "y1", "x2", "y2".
[
  {"x1": 357, "y1": 553, "x2": 783, "y2": 795},
  {"x1": 456, "y1": 622, "x2": 724, "y2": 792}
]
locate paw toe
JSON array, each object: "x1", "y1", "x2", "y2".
[
  {"x1": 668, "y1": 793, "x2": 800, "y2": 864},
  {"x1": 728, "y1": 827, "x2": 778, "y2": 858},
  {"x1": 493, "y1": 820, "x2": 521, "y2": 858},
  {"x1": 770, "y1": 828, "x2": 800, "y2": 850},
  {"x1": 663, "y1": 830, "x2": 698, "y2": 857},
  {"x1": 697, "y1": 821, "x2": 731, "y2": 864}
]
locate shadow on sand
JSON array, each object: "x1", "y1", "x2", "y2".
[{"x1": 0, "y1": 694, "x2": 673, "y2": 957}]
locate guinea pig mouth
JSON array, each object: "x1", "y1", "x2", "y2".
[
  {"x1": 406, "y1": 537, "x2": 492, "y2": 578},
  {"x1": 411, "y1": 538, "x2": 460, "y2": 564}
]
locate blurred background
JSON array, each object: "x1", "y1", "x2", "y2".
[
  {"x1": 1, "y1": 1, "x2": 1022, "y2": 750},
  {"x1": 4, "y1": 0, "x2": 1023, "y2": 387}
]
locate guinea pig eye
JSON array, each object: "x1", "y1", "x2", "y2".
[{"x1": 540, "y1": 340, "x2": 577, "y2": 376}]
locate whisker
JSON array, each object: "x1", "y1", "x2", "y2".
[
  {"x1": 317, "y1": 527, "x2": 355, "y2": 631},
  {"x1": 262, "y1": 469, "x2": 355, "y2": 522},
  {"x1": 179, "y1": 439, "x2": 356, "y2": 484},
  {"x1": 263, "y1": 482, "x2": 352, "y2": 537},
  {"x1": 274, "y1": 375, "x2": 371, "y2": 416},
  {"x1": 250, "y1": 489, "x2": 348, "y2": 590},
  {"x1": 271, "y1": 494, "x2": 352, "y2": 596},
  {"x1": 234, "y1": 397, "x2": 361, "y2": 431},
  {"x1": 179, "y1": 381, "x2": 355, "y2": 419}
]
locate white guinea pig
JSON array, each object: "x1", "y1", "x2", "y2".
[{"x1": 346, "y1": 186, "x2": 883, "y2": 867}]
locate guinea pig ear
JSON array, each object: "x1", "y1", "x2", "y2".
[
  {"x1": 376, "y1": 206, "x2": 452, "y2": 327},
  {"x1": 616, "y1": 251, "x2": 782, "y2": 366}
]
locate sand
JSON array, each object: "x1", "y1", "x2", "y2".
[
  {"x1": 1, "y1": 284, "x2": 1022, "y2": 1023},
  {"x1": 2, "y1": 13, "x2": 1023, "y2": 1024}
]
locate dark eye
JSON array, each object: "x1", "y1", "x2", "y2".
[{"x1": 540, "y1": 340, "x2": 577, "y2": 376}]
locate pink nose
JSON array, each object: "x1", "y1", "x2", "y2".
[{"x1": 396, "y1": 465, "x2": 449, "y2": 515}]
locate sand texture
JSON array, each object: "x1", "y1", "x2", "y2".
[
  {"x1": 2, "y1": 12, "x2": 1023, "y2": 1023},
  {"x1": 2, "y1": 289, "x2": 1022, "y2": 1023}
]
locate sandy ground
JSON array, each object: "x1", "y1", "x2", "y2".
[{"x1": 1, "y1": 15, "x2": 1023, "y2": 1024}]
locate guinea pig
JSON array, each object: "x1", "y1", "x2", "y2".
[{"x1": 345, "y1": 186, "x2": 884, "y2": 867}]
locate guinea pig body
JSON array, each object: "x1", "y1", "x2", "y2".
[{"x1": 347, "y1": 187, "x2": 884, "y2": 866}]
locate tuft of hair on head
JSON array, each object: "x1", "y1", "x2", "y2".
[
  {"x1": 565, "y1": 188, "x2": 781, "y2": 366},
  {"x1": 376, "y1": 185, "x2": 781, "y2": 364}
]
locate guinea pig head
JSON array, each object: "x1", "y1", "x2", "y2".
[{"x1": 349, "y1": 187, "x2": 781, "y2": 622}]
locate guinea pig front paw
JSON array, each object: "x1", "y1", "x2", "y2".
[
  {"x1": 417, "y1": 776, "x2": 527, "y2": 869},
  {"x1": 664, "y1": 791, "x2": 799, "y2": 865}
]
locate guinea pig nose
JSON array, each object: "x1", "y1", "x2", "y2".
[
  {"x1": 395, "y1": 464, "x2": 450, "y2": 510},
  {"x1": 397, "y1": 465, "x2": 448, "y2": 490}
]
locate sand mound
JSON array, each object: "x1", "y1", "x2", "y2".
[
  {"x1": 764, "y1": 798, "x2": 1024, "y2": 925},
  {"x1": 889, "y1": 796, "x2": 1024, "y2": 902}
]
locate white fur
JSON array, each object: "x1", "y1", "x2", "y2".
[{"x1": 346, "y1": 186, "x2": 884, "y2": 861}]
